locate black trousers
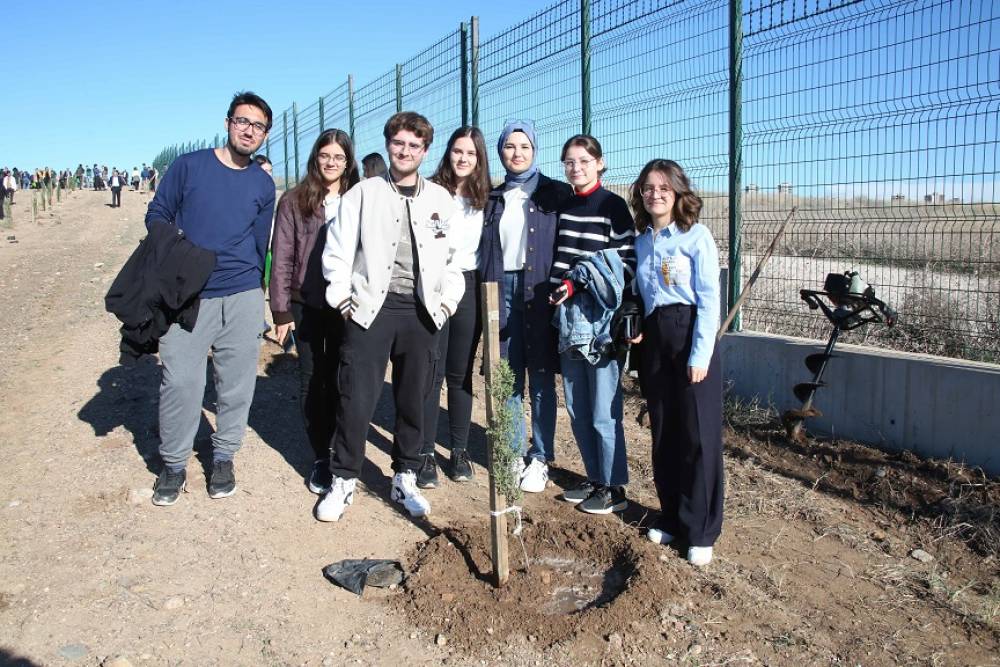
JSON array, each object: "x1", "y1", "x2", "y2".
[
  {"x1": 292, "y1": 302, "x2": 345, "y2": 461},
  {"x1": 638, "y1": 304, "x2": 724, "y2": 547},
  {"x1": 111, "y1": 187, "x2": 122, "y2": 207},
  {"x1": 330, "y1": 292, "x2": 440, "y2": 479},
  {"x1": 421, "y1": 271, "x2": 481, "y2": 455}
]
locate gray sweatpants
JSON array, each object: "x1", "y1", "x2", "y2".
[{"x1": 158, "y1": 288, "x2": 266, "y2": 471}]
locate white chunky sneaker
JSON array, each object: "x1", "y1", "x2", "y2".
[
  {"x1": 519, "y1": 458, "x2": 549, "y2": 493},
  {"x1": 647, "y1": 527, "x2": 675, "y2": 545},
  {"x1": 687, "y1": 546, "x2": 713, "y2": 566},
  {"x1": 315, "y1": 476, "x2": 356, "y2": 522},
  {"x1": 391, "y1": 471, "x2": 431, "y2": 517}
]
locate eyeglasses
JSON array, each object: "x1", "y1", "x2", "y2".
[
  {"x1": 318, "y1": 154, "x2": 348, "y2": 165},
  {"x1": 562, "y1": 158, "x2": 596, "y2": 169},
  {"x1": 229, "y1": 116, "x2": 269, "y2": 135},
  {"x1": 388, "y1": 138, "x2": 426, "y2": 153},
  {"x1": 641, "y1": 184, "x2": 673, "y2": 198}
]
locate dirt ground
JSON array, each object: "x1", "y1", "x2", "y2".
[{"x1": 0, "y1": 189, "x2": 998, "y2": 667}]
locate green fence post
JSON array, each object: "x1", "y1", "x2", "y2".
[
  {"x1": 471, "y1": 16, "x2": 480, "y2": 128},
  {"x1": 728, "y1": 0, "x2": 743, "y2": 331},
  {"x1": 396, "y1": 64, "x2": 403, "y2": 113},
  {"x1": 283, "y1": 110, "x2": 290, "y2": 190},
  {"x1": 460, "y1": 22, "x2": 469, "y2": 127},
  {"x1": 348, "y1": 75, "x2": 356, "y2": 142},
  {"x1": 293, "y1": 101, "x2": 300, "y2": 186},
  {"x1": 319, "y1": 96, "x2": 325, "y2": 132},
  {"x1": 580, "y1": 0, "x2": 591, "y2": 135}
]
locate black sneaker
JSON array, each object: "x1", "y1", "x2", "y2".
[
  {"x1": 561, "y1": 480, "x2": 596, "y2": 504},
  {"x1": 208, "y1": 460, "x2": 237, "y2": 499},
  {"x1": 578, "y1": 485, "x2": 628, "y2": 515},
  {"x1": 449, "y1": 449, "x2": 474, "y2": 482},
  {"x1": 152, "y1": 469, "x2": 186, "y2": 506},
  {"x1": 416, "y1": 454, "x2": 439, "y2": 489},
  {"x1": 308, "y1": 459, "x2": 333, "y2": 494}
]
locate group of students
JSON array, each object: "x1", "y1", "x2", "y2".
[{"x1": 142, "y1": 92, "x2": 723, "y2": 568}]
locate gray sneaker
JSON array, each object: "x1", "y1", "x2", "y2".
[
  {"x1": 152, "y1": 469, "x2": 186, "y2": 506},
  {"x1": 561, "y1": 481, "x2": 596, "y2": 504},
  {"x1": 208, "y1": 460, "x2": 236, "y2": 499},
  {"x1": 578, "y1": 485, "x2": 628, "y2": 515}
]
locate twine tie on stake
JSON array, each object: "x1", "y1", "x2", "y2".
[{"x1": 489, "y1": 505, "x2": 523, "y2": 536}]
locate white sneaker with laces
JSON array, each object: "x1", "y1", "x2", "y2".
[
  {"x1": 687, "y1": 546, "x2": 713, "y2": 566},
  {"x1": 391, "y1": 471, "x2": 431, "y2": 517},
  {"x1": 315, "y1": 477, "x2": 356, "y2": 522},
  {"x1": 519, "y1": 458, "x2": 549, "y2": 493},
  {"x1": 647, "y1": 527, "x2": 675, "y2": 545}
]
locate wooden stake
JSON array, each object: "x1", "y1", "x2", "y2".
[{"x1": 479, "y1": 281, "x2": 510, "y2": 587}]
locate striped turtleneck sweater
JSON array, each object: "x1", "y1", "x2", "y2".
[{"x1": 549, "y1": 182, "x2": 636, "y2": 286}]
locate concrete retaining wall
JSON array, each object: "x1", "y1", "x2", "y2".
[{"x1": 720, "y1": 331, "x2": 1000, "y2": 476}]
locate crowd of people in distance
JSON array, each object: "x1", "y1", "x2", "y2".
[
  {"x1": 117, "y1": 91, "x2": 725, "y2": 569},
  {"x1": 0, "y1": 163, "x2": 160, "y2": 215}
]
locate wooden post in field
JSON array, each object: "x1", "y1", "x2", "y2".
[
  {"x1": 38, "y1": 188, "x2": 45, "y2": 212},
  {"x1": 32, "y1": 191, "x2": 37, "y2": 223},
  {"x1": 479, "y1": 281, "x2": 510, "y2": 587}
]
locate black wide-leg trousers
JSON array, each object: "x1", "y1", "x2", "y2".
[{"x1": 639, "y1": 304, "x2": 724, "y2": 547}]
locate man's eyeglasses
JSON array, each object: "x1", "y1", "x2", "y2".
[
  {"x1": 318, "y1": 154, "x2": 348, "y2": 165},
  {"x1": 229, "y1": 116, "x2": 269, "y2": 135},
  {"x1": 562, "y1": 158, "x2": 596, "y2": 169},
  {"x1": 388, "y1": 139, "x2": 426, "y2": 153},
  {"x1": 641, "y1": 185, "x2": 673, "y2": 198}
]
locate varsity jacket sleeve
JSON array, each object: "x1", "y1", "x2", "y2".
[
  {"x1": 268, "y1": 193, "x2": 296, "y2": 324},
  {"x1": 438, "y1": 198, "x2": 465, "y2": 317},
  {"x1": 323, "y1": 182, "x2": 362, "y2": 316}
]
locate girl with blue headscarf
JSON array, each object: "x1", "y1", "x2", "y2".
[{"x1": 477, "y1": 120, "x2": 573, "y2": 494}]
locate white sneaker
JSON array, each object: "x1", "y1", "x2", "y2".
[
  {"x1": 391, "y1": 471, "x2": 431, "y2": 517},
  {"x1": 315, "y1": 477, "x2": 356, "y2": 522},
  {"x1": 512, "y1": 456, "x2": 526, "y2": 482},
  {"x1": 647, "y1": 527, "x2": 675, "y2": 545},
  {"x1": 519, "y1": 458, "x2": 548, "y2": 493},
  {"x1": 687, "y1": 546, "x2": 713, "y2": 566}
]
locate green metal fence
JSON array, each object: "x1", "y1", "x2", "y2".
[{"x1": 153, "y1": 0, "x2": 1000, "y2": 364}]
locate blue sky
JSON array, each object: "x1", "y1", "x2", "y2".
[{"x1": 1, "y1": 0, "x2": 548, "y2": 171}]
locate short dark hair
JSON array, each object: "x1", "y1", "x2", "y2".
[
  {"x1": 228, "y1": 91, "x2": 273, "y2": 130},
  {"x1": 561, "y1": 134, "x2": 606, "y2": 176},
  {"x1": 383, "y1": 111, "x2": 433, "y2": 148}
]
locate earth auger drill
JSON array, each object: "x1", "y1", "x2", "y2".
[{"x1": 783, "y1": 271, "x2": 898, "y2": 442}]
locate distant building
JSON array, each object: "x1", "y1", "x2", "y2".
[
  {"x1": 950, "y1": 197, "x2": 961, "y2": 203},
  {"x1": 777, "y1": 182, "x2": 793, "y2": 194},
  {"x1": 744, "y1": 183, "x2": 759, "y2": 192},
  {"x1": 923, "y1": 192, "x2": 945, "y2": 204},
  {"x1": 891, "y1": 193, "x2": 906, "y2": 201}
]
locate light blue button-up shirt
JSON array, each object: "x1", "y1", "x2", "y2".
[{"x1": 634, "y1": 222, "x2": 721, "y2": 369}]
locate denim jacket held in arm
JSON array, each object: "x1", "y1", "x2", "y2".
[{"x1": 553, "y1": 248, "x2": 625, "y2": 364}]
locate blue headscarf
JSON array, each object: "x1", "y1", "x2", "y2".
[{"x1": 497, "y1": 119, "x2": 539, "y2": 185}]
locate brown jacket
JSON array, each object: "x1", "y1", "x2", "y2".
[{"x1": 268, "y1": 192, "x2": 331, "y2": 324}]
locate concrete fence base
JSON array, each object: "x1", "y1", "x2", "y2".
[{"x1": 720, "y1": 331, "x2": 1000, "y2": 476}]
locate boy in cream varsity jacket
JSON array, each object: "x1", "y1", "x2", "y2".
[{"x1": 317, "y1": 112, "x2": 463, "y2": 522}]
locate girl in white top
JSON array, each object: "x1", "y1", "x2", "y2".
[{"x1": 418, "y1": 126, "x2": 492, "y2": 487}]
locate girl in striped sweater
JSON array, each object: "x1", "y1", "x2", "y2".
[{"x1": 549, "y1": 134, "x2": 636, "y2": 515}]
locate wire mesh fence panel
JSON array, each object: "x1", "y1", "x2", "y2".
[
  {"x1": 478, "y1": 0, "x2": 583, "y2": 182},
  {"x1": 321, "y1": 81, "x2": 354, "y2": 163},
  {"x1": 739, "y1": 0, "x2": 1000, "y2": 363},
  {"x1": 591, "y1": 0, "x2": 730, "y2": 249},
  {"x1": 400, "y1": 30, "x2": 464, "y2": 178},
  {"x1": 295, "y1": 98, "x2": 323, "y2": 186},
  {"x1": 352, "y1": 69, "x2": 398, "y2": 172}
]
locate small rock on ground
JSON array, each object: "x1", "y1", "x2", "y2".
[
  {"x1": 910, "y1": 549, "x2": 934, "y2": 563},
  {"x1": 436, "y1": 634, "x2": 448, "y2": 646},
  {"x1": 162, "y1": 596, "x2": 184, "y2": 610},
  {"x1": 58, "y1": 644, "x2": 88, "y2": 660},
  {"x1": 103, "y1": 657, "x2": 134, "y2": 667}
]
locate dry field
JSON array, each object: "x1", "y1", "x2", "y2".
[{"x1": 0, "y1": 188, "x2": 997, "y2": 666}]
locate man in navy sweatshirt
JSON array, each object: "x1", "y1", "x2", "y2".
[{"x1": 146, "y1": 91, "x2": 276, "y2": 506}]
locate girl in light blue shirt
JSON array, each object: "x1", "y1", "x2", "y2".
[{"x1": 629, "y1": 159, "x2": 724, "y2": 567}]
